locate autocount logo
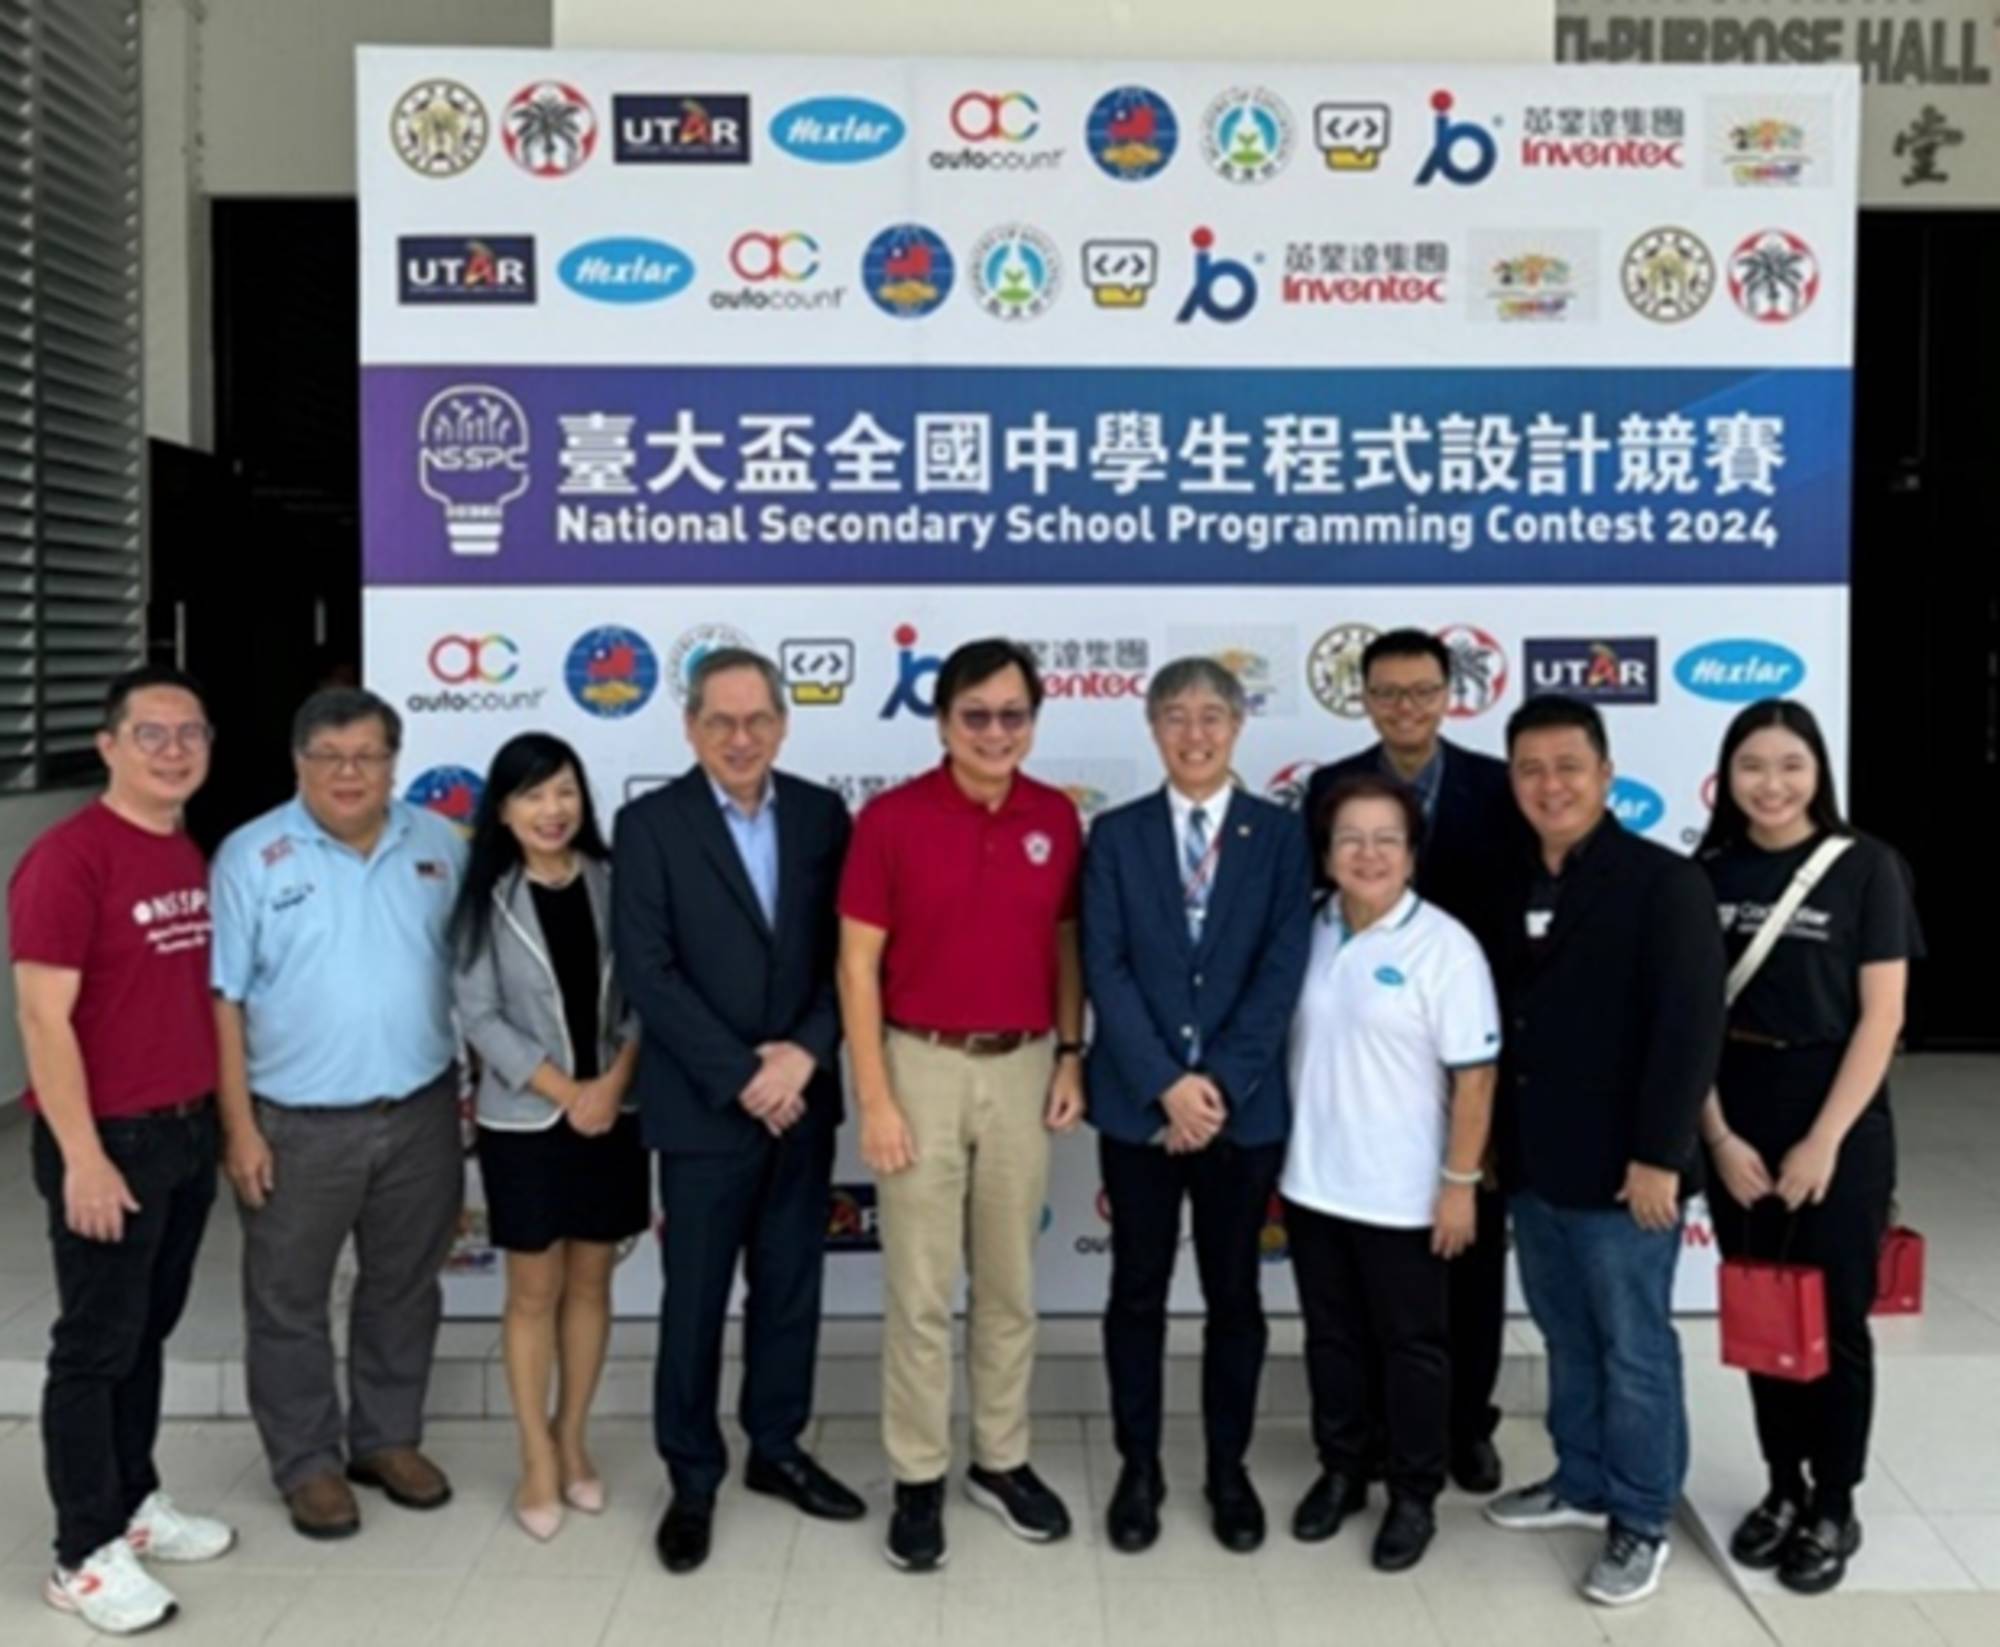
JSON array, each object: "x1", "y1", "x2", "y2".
[
  {"x1": 771, "y1": 95, "x2": 905, "y2": 164},
  {"x1": 712, "y1": 231, "x2": 843, "y2": 313},
  {"x1": 1416, "y1": 90, "x2": 1497, "y2": 186},
  {"x1": 1201, "y1": 86, "x2": 1294, "y2": 183},
  {"x1": 862, "y1": 224, "x2": 954, "y2": 319},
  {"x1": 391, "y1": 80, "x2": 488, "y2": 177},
  {"x1": 933, "y1": 91, "x2": 1063, "y2": 171},
  {"x1": 612, "y1": 94, "x2": 750, "y2": 163},
  {"x1": 1086, "y1": 86, "x2": 1177, "y2": 181},
  {"x1": 1608, "y1": 776, "x2": 1666, "y2": 835},
  {"x1": 879, "y1": 623, "x2": 943, "y2": 719},
  {"x1": 405, "y1": 767, "x2": 485, "y2": 836},
  {"x1": 1315, "y1": 102, "x2": 1389, "y2": 171},
  {"x1": 1621, "y1": 227, "x2": 1715, "y2": 323},
  {"x1": 1081, "y1": 240, "x2": 1157, "y2": 308},
  {"x1": 398, "y1": 237, "x2": 535, "y2": 305},
  {"x1": 1521, "y1": 103, "x2": 1685, "y2": 169},
  {"x1": 1281, "y1": 238, "x2": 1447, "y2": 307},
  {"x1": 417, "y1": 385, "x2": 529, "y2": 558},
  {"x1": 1175, "y1": 227, "x2": 1259, "y2": 325},
  {"x1": 1437, "y1": 625, "x2": 1508, "y2": 717},
  {"x1": 1728, "y1": 229, "x2": 1820, "y2": 323},
  {"x1": 502, "y1": 82, "x2": 597, "y2": 177},
  {"x1": 825, "y1": 1184, "x2": 881, "y2": 1251},
  {"x1": 565, "y1": 626, "x2": 660, "y2": 720},
  {"x1": 969, "y1": 224, "x2": 1061, "y2": 321},
  {"x1": 558, "y1": 237, "x2": 694, "y2": 305},
  {"x1": 409, "y1": 634, "x2": 549, "y2": 716},
  {"x1": 1523, "y1": 639, "x2": 1658, "y2": 705},
  {"x1": 1307, "y1": 624, "x2": 1380, "y2": 719},
  {"x1": 779, "y1": 638, "x2": 856, "y2": 706},
  {"x1": 1675, "y1": 639, "x2": 1806, "y2": 703}
]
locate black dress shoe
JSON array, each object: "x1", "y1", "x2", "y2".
[
  {"x1": 656, "y1": 1498, "x2": 713, "y2": 1574},
  {"x1": 1372, "y1": 1496, "x2": 1437, "y2": 1572},
  {"x1": 1777, "y1": 1514, "x2": 1862, "y2": 1595},
  {"x1": 1293, "y1": 1470, "x2": 1368, "y2": 1543},
  {"x1": 1450, "y1": 1438, "x2": 1504, "y2": 1496},
  {"x1": 745, "y1": 1452, "x2": 867, "y2": 1522},
  {"x1": 1207, "y1": 1470, "x2": 1267, "y2": 1554},
  {"x1": 1729, "y1": 1494, "x2": 1803, "y2": 1571},
  {"x1": 1107, "y1": 1459, "x2": 1166, "y2": 1554}
]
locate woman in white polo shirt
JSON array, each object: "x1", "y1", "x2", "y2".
[{"x1": 1283, "y1": 773, "x2": 1500, "y2": 1574}]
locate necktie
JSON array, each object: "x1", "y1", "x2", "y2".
[{"x1": 1185, "y1": 805, "x2": 1211, "y2": 942}]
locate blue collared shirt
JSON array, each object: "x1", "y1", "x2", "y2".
[
  {"x1": 711, "y1": 775, "x2": 778, "y2": 925},
  {"x1": 1379, "y1": 744, "x2": 1445, "y2": 821},
  {"x1": 210, "y1": 797, "x2": 467, "y2": 1105}
]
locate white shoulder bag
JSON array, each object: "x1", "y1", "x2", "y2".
[{"x1": 1723, "y1": 835, "x2": 1856, "y2": 1007}]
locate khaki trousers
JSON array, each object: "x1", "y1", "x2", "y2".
[{"x1": 878, "y1": 1031, "x2": 1054, "y2": 1483}]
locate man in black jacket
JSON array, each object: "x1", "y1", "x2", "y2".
[
  {"x1": 1481, "y1": 696, "x2": 1725, "y2": 1611},
  {"x1": 613, "y1": 648, "x2": 863, "y2": 1574},
  {"x1": 1303, "y1": 628, "x2": 1531, "y2": 1494}
]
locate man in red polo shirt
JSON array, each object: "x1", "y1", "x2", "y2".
[{"x1": 839, "y1": 638, "x2": 1085, "y2": 1574}]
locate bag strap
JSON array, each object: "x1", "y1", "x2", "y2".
[{"x1": 1725, "y1": 835, "x2": 1856, "y2": 1007}]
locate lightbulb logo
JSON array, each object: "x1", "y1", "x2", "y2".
[{"x1": 417, "y1": 385, "x2": 530, "y2": 558}]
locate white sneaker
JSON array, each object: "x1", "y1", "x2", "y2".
[
  {"x1": 127, "y1": 1490, "x2": 237, "y2": 1563},
  {"x1": 43, "y1": 1537, "x2": 178, "y2": 1634}
]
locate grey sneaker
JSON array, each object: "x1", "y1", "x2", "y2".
[
  {"x1": 1483, "y1": 1478, "x2": 1609, "y2": 1531},
  {"x1": 1582, "y1": 1526, "x2": 1670, "y2": 1606}
]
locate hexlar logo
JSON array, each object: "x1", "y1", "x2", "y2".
[
  {"x1": 1674, "y1": 638, "x2": 1806, "y2": 702},
  {"x1": 1416, "y1": 89, "x2": 1497, "y2": 186},
  {"x1": 879, "y1": 623, "x2": 942, "y2": 719},
  {"x1": 771, "y1": 96, "x2": 905, "y2": 164},
  {"x1": 405, "y1": 766, "x2": 485, "y2": 837},
  {"x1": 417, "y1": 385, "x2": 530, "y2": 558},
  {"x1": 1608, "y1": 776, "x2": 1666, "y2": 835},
  {"x1": 1175, "y1": 227, "x2": 1259, "y2": 325}
]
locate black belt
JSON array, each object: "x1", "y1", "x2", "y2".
[
  {"x1": 1726, "y1": 1028, "x2": 1792, "y2": 1050},
  {"x1": 132, "y1": 1095, "x2": 213, "y2": 1121}
]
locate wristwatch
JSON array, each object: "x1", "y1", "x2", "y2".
[{"x1": 1055, "y1": 1040, "x2": 1086, "y2": 1060}]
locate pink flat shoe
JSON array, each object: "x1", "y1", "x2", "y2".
[
  {"x1": 514, "y1": 1501, "x2": 564, "y2": 1542},
  {"x1": 563, "y1": 1479, "x2": 606, "y2": 1515}
]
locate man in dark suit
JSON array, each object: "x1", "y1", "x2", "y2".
[
  {"x1": 1303, "y1": 628, "x2": 1531, "y2": 1494},
  {"x1": 613, "y1": 647, "x2": 863, "y2": 1575},
  {"x1": 1084, "y1": 656, "x2": 1311, "y2": 1556},
  {"x1": 1481, "y1": 695, "x2": 1724, "y2": 1610}
]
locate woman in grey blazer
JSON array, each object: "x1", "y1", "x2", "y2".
[{"x1": 449, "y1": 733, "x2": 643, "y2": 1542}]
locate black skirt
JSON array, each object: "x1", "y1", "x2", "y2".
[{"x1": 475, "y1": 1109, "x2": 651, "y2": 1253}]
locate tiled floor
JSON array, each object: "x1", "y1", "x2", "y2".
[{"x1": 0, "y1": 1053, "x2": 1993, "y2": 1644}]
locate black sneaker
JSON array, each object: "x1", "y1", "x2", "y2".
[
  {"x1": 965, "y1": 1463, "x2": 1072, "y2": 1543},
  {"x1": 885, "y1": 1479, "x2": 947, "y2": 1573}
]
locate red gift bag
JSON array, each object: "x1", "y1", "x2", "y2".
[
  {"x1": 1719, "y1": 1258, "x2": 1830, "y2": 1382},
  {"x1": 1872, "y1": 1226, "x2": 1926, "y2": 1316}
]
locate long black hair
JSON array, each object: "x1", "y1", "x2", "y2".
[
  {"x1": 1697, "y1": 698, "x2": 1848, "y2": 857},
  {"x1": 448, "y1": 732, "x2": 609, "y2": 965}
]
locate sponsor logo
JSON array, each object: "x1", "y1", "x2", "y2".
[
  {"x1": 1416, "y1": 90, "x2": 1497, "y2": 186},
  {"x1": 1081, "y1": 240, "x2": 1157, "y2": 309},
  {"x1": 1175, "y1": 227, "x2": 1259, "y2": 325},
  {"x1": 770, "y1": 95, "x2": 905, "y2": 164},
  {"x1": 1675, "y1": 639, "x2": 1806, "y2": 702},
  {"x1": 825, "y1": 1184, "x2": 881, "y2": 1251},
  {"x1": 1438, "y1": 624, "x2": 1508, "y2": 718},
  {"x1": 417, "y1": 385, "x2": 529, "y2": 558},
  {"x1": 1728, "y1": 229, "x2": 1820, "y2": 323},
  {"x1": 826, "y1": 773, "x2": 901, "y2": 809},
  {"x1": 1706, "y1": 97, "x2": 1827, "y2": 189},
  {"x1": 1086, "y1": 85, "x2": 1178, "y2": 181},
  {"x1": 558, "y1": 236, "x2": 695, "y2": 304},
  {"x1": 1167, "y1": 627, "x2": 1295, "y2": 717},
  {"x1": 667, "y1": 623, "x2": 752, "y2": 703},
  {"x1": 712, "y1": 231, "x2": 844, "y2": 313},
  {"x1": 1723, "y1": 116, "x2": 1811, "y2": 186},
  {"x1": 390, "y1": 79, "x2": 488, "y2": 178},
  {"x1": 1374, "y1": 965, "x2": 1407, "y2": 987},
  {"x1": 932, "y1": 91, "x2": 1063, "y2": 171},
  {"x1": 1521, "y1": 103, "x2": 1685, "y2": 169},
  {"x1": 1038, "y1": 758, "x2": 1139, "y2": 824},
  {"x1": 1315, "y1": 102, "x2": 1389, "y2": 171},
  {"x1": 1023, "y1": 637, "x2": 1152, "y2": 701},
  {"x1": 612, "y1": 93, "x2": 750, "y2": 163},
  {"x1": 1522, "y1": 639, "x2": 1659, "y2": 705},
  {"x1": 780, "y1": 638, "x2": 856, "y2": 706},
  {"x1": 409, "y1": 634, "x2": 549, "y2": 716},
  {"x1": 969, "y1": 224, "x2": 1061, "y2": 321},
  {"x1": 1478, "y1": 248, "x2": 1586, "y2": 323},
  {"x1": 1621, "y1": 227, "x2": 1715, "y2": 323},
  {"x1": 879, "y1": 623, "x2": 942, "y2": 719},
  {"x1": 397, "y1": 236, "x2": 535, "y2": 305},
  {"x1": 1266, "y1": 760, "x2": 1319, "y2": 810},
  {"x1": 1023, "y1": 830, "x2": 1053, "y2": 866},
  {"x1": 405, "y1": 766, "x2": 485, "y2": 836},
  {"x1": 1281, "y1": 239, "x2": 1447, "y2": 307},
  {"x1": 862, "y1": 224, "x2": 954, "y2": 319},
  {"x1": 1201, "y1": 86, "x2": 1294, "y2": 184},
  {"x1": 565, "y1": 626, "x2": 661, "y2": 720},
  {"x1": 1608, "y1": 775, "x2": 1666, "y2": 835},
  {"x1": 1307, "y1": 624, "x2": 1380, "y2": 718},
  {"x1": 502, "y1": 81, "x2": 598, "y2": 177}
]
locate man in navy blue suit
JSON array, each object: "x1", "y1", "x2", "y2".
[
  {"x1": 1084, "y1": 657, "x2": 1311, "y2": 1556},
  {"x1": 1302, "y1": 628, "x2": 1533, "y2": 1496}
]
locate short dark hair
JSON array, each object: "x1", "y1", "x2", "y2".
[
  {"x1": 292, "y1": 687, "x2": 403, "y2": 754},
  {"x1": 1505, "y1": 694, "x2": 1609, "y2": 760},
  {"x1": 1361, "y1": 628, "x2": 1451, "y2": 682},
  {"x1": 934, "y1": 638, "x2": 1043, "y2": 721},
  {"x1": 103, "y1": 665, "x2": 207, "y2": 732},
  {"x1": 1308, "y1": 773, "x2": 1427, "y2": 876},
  {"x1": 685, "y1": 647, "x2": 784, "y2": 719}
]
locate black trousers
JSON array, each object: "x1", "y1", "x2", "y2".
[
  {"x1": 1100, "y1": 1134, "x2": 1284, "y2": 1477},
  {"x1": 1711, "y1": 1042, "x2": 1894, "y2": 1500},
  {"x1": 33, "y1": 1106, "x2": 217, "y2": 1568},
  {"x1": 654, "y1": 1107, "x2": 835, "y2": 1500},
  {"x1": 1286, "y1": 1198, "x2": 1450, "y2": 1505},
  {"x1": 1448, "y1": 1185, "x2": 1508, "y2": 1451}
]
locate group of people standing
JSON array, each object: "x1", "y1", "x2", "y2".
[{"x1": 9, "y1": 627, "x2": 1918, "y2": 1635}]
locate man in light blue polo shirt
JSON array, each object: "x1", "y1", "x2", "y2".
[{"x1": 210, "y1": 688, "x2": 466, "y2": 1541}]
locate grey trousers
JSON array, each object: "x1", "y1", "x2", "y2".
[{"x1": 240, "y1": 1070, "x2": 462, "y2": 1493}]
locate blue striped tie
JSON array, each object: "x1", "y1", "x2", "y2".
[{"x1": 1185, "y1": 804, "x2": 1210, "y2": 942}]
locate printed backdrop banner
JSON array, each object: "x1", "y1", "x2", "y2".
[{"x1": 357, "y1": 49, "x2": 1859, "y2": 1318}]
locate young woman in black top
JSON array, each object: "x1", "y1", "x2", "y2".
[{"x1": 1696, "y1": 699, "x2": 1920, "y2": 1596}]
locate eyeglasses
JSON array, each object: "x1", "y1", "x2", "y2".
[
  {"x1": 129, "y1": 721, "x2": 214, "y2": 755},
  {"x1": 954, "y1": 707, "x2": 1033, "y2": 733},
  {"x1": 300, "y1": 749, "x2": 394, "y2": 774},
  {"x1": 1157, "y1": 709, "x2": 1237, "y2": 735},
  {"x1": 697, "y1": 711, "x2": 781, "y2": 740},
  {"x1": 1332, "y1": 831, "x2": 1409, "y2": 854},
  {"x1": 1365, "y1": 683, "x2": 1446, "y2": 708}
]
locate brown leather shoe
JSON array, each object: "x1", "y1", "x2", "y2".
[
  {"x1": 347, "y1": 1447, "x2": 454, "y2": 1510},
  {"x1": 286, "y1": 1472, "x2": 361, "y2": 1540}
]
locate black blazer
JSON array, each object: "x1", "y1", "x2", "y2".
[
  {"x1": 1303, "y1": 738, "x2": 1531, "y2": 960},
  {"x1": 612, "y1": 767, "x2": 851, "y2": 1156},
  {"x1": 1494, "y1": 818, "x2": 1727, "y2": 1210}
]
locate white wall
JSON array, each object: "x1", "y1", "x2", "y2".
[{"x1": 0, "y1": 790, "x2": 99, "y2": 1102}]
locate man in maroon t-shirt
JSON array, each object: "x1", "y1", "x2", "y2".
[
  {"x1": 838, "y1": 638, "x2": 1086, "y2": 1574},
  {"x1": 10, "y1": 667, "x2": 237, "y2": 1634}
]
